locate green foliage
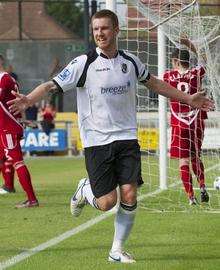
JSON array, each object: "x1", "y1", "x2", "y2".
[{"x1": 45, "y1": 0, "x2": 84, "y2": 38}]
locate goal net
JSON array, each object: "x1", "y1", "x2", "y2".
[{"x1": 117, "y1": 0, "x2": 220, "y2": 211}]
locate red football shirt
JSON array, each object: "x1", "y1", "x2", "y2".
[
  {"x1": 0, "y1": 72, "x2": 24, "y2": 134},
  {"x1": 163, "y1": 66, "x2": 207, "y2": 127}
]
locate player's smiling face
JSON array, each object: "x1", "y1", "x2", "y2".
[{"x1": 92, "y1": 17, "x2": 119, "y2": 53}]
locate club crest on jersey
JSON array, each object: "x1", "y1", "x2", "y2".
[
  {"x1": 58, "y1": 68, "x2": 70, "y2": 81},
  {"x1": 70, "y1": 59, "x2": 78, "y2": 65},
  {"x1": 121, "y1": 63, "x2": 127, "y2": 73}
]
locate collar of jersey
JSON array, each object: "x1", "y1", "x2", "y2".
[
  {"x1": 96, "y1": 47, "x2": 118, "y2": 59},
  {"x1": 174, "y1": 68, "x2": 190, "y2": 75}
]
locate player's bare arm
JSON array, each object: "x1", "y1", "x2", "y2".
[
  {"x1": 7, "y1": 80, "x2": 58, "y2": 115},
  {"x1": 144, "y1": 74, "x2": 214, "y2": 111}
]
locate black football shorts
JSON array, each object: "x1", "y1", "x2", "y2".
[{"x1": 84, "y1": 139, "x2": 143, "y2": 198}]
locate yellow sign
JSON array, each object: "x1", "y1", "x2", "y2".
[
  {"x1": 138, "y1": 128, "x2": 159, "y2": 150},
  {"x1": 55, "y1": 112, "x2": 83, "y2": 151}
]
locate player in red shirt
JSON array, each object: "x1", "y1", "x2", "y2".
[
  {"x1": 40, "y1": 103, "x2": 56, "y2": 135},
  {"x1": 0, "y1": 56, "x2": 15, "y2": 194},
  {"x1": 0, "y1": 54, "x2": 39, "y2": 207},
  {"x1": 163, "y1": 44, "x2": 209, "y2": 205}
]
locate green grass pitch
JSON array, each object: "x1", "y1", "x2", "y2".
[{"x1": 0, "y1": 157, "x2": 220, "y2": 270}]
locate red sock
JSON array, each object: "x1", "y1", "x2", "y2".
[
  {"x1": 15, "y1": 163, "x2": 37, "y2": 202},
  {"x1": 180, "y1": 165, "x2": 194, "y2": 198},
  {"x1": 191, "y1": 158, "x2": 205, "y2": 189},
  {"x1": 2, "y1": 161, "x2": 15, "y2": 190}
]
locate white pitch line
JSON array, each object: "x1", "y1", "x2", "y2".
[
  {"x1": 1, "y1": 162, "x2": 219, "y2": 269},
  {"x1": 204, "y1": 163, "x2": 220, "y2": 172},
  {"x1": 193, "y1": 187, "x2": 216, "y2": 191},
  {"x1": 139, "y1": 207, "x2": 220, "y2": 214}
]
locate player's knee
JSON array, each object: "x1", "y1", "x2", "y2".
[
  {"x1": 96, "y1": 189, "x2": 117, "y2": 211},
  {"x1": 99, "y1": 201, "x2": 117, "y2": 211},
  {"x1": 121, "y1": 194, "x2": 136, "y2": 205},
  {"x1": 120, "y1": 184, "x2": 137, "y2": 205},
  {"x1": 96, "y1": 196, "x2": 117, "y2": 211},
  {"x1": 179, "y1": 158, "x2": 190, "y2": 167}
]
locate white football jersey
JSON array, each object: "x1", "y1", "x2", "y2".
[{"x1": 53, "y1": 47, "x2": 150, "y2": 147}]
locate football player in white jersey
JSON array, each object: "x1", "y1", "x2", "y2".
[{"x1": 8, "y1": 9, "x2": 214, "y2": 263}]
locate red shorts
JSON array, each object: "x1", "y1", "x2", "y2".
[
  {"x1": 0, "y1": 131, "x2": 23, "y2": 163},
  {"x1": 170, "y1": 121, "x2": 205, "y2": 159}
]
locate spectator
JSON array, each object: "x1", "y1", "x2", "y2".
[
  {"x1": 40, "y1": 103, "x2": 56, "y2": 136},
  {"x1": 25, "y1": 103, "x2": 39, "y2": 124}
]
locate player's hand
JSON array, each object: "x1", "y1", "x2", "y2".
[
  {"x1": 7, "y1": 91, "x2": 30, "y2": 115},
  {"x1": 188, "y1": 91, "x2": 215, "y2": 111}
]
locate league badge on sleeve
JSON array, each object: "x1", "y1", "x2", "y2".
[{"x1": 58, "y1": 68, "x2": 71, "y2": 81}]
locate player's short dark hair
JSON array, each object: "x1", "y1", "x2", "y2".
[
  {"x1": 91, "y1": 9, "x2": 119, "y2": 28},
  {"x1": 171, "y1": 48, "x2": 190, "y2": 67}
]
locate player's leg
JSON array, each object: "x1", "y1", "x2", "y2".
[
  {"x1": 2, "y1": 132, "x2": 38, "y2": 207},
  {"x1": 191, "y1": 156, "x2": 209, "y2": 202},
  {"x1": 70, "y1": 181, "x2": 118, "y2": 215},
  {"x1": 179, "y1": 158, "x2": 196, "y2": 205},
  {"x1": 71, "y1": 140, "x2": 139, "y2": 263},
  {"x1": 191, "y1": 156, "x2": 205, "y2": 188},
  {"x1": 191, "y1": 120, "x2": 209, "y2": 202},
  {"x1": 0, "y1": 159, "x2": 10, "y2": 194},
  {"x1": 109, "y1": 140, "x2": 140, "y2": 263},
  {"x1": 70, "y1": 142, "x2": 118, "y2": 216},
  {"x1": 170, "y1": 126, "x2": 196, "y2": 204},
  {"x1": 109, "y1": 183, "x2": 137, "y2": 263},
  {"x1": 0, "y1": 136, "x2": 15, "y2": 194},
  {"x1": 70, "y1": 177, "x2": 117, "y2": 216},
  {"x1": 13, "y1": 159, "x2": 39, "y2": 208},
  {"x1": 0, "y1": 159, "x2": 15, "y2": 193}
]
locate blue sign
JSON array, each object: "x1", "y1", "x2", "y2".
[{"x1": 21, "y1": 129, "x2": 67, "y2": 152}]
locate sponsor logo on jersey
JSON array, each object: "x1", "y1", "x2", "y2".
[
  {"x1": 58, "y1": 69, "x2": 71, "y2": 81},
  {"x1": 121, "y1": 63, "x2": 127, "y2": 73},
  {"x1": 96, "y1": 67, "x2": 110, "y2": 72},
  {"x1": 101, "y1": 81, "x2": 130, "y2": 95}
]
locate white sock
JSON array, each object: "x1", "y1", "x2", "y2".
[
  {"x1": 111, "y1": 202, "x2": 137, "y2": 253},
  {"x1": 83, "y1": 179, "x2": 99, "y2": 209}
]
